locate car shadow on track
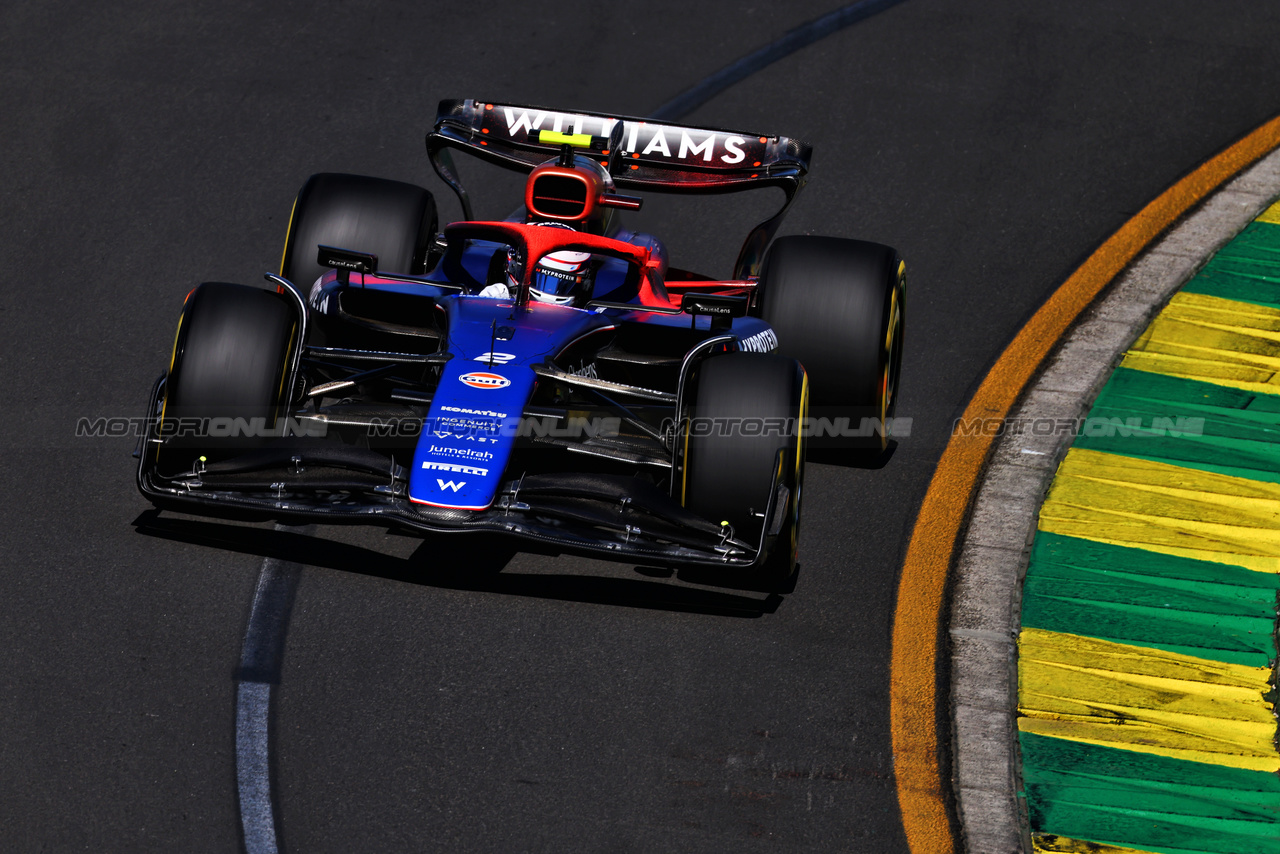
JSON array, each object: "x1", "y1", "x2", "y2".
[
  {"x1": 807, "y1": 439, "x2": 899, "y2": 470},
  {"x1": 131, "y1": 510, "x2": 785, "y2": 618}
]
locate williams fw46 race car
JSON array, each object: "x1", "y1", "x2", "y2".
[{"x1": 136, "y1": 99, "x2": 904, "y2": 588}]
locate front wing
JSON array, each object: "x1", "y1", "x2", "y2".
[{"x1": 135, "y1": 377, "x2": 790, "y2": 570}]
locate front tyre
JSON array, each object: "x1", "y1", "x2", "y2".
[
  {"x1": 680, "y1": 353, "x2": 808, "y2": 587},
  {"x1": 158, "y1": 282, "x2": 297, "y2": 474}
]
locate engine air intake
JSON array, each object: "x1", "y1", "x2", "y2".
[{"x1": 529, "y1": 173, "x2": 589, "y2": 220}]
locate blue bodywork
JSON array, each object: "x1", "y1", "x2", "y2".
[
  {"x1": 306, "y1": 233, "x2": 779, "y2": 513},
  {"x1": 409, "y1": 297, "x2": 612, "y2": 509}
]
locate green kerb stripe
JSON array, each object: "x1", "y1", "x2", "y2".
[
  {"x1": 1073, "y1": 367, "x2": 1280, "y2": 485},
  {"x1": 1019, "y1": 193, "x2": 1280, "y2": 854},
  {"x1": 1023, "y1": 533, "x2": 1279, "y2": 667},
  {"x1": 1182, "y1": 220, "x2": 1280, "y2": 310},
  {"x1": 1021, "y1": 732, "x2": 1280, "y2": 854}
]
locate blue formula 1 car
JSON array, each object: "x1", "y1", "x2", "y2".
[{"x1": 136, "y1": 99, "x2": 904, "y2": 587}]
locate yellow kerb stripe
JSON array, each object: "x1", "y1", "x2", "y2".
[
  {"x1": 1019, "y1": 628, "x2": 1277, "y2": 771},
  {"x1": 1257, "y1": 199, "x2": 1280, "y2": 224},
  {"x1": 1039, "y1": 447, "x2": 1280, "y2": 572},
  {"x1": 1032, "y1": 836, "x2": 1161, "y2": 854},
  {"x1": 1120, "y1": 291, "x2": 1280, "y2": 392}
]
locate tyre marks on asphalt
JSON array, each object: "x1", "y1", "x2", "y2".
[
  {"x1": 235, "y1": 537, "x2": 304, "y2": 854},
  {"x1": 648, "y1": 0, "x2": 907, "y2": 121},
  {"x1": 236, "y1": 682, "x2": 277, "y2": 854}
]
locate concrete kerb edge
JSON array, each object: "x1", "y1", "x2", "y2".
[{"x1": 948, "y1": 146, "x2": 1280, "y2": 854}]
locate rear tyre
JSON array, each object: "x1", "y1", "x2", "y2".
[
  {"x1": 681, "y1": 353, "x2": 808, "y2": 587},
  {"x1": 757, "y1": 236, "x2": 904, "y2": 452},
  {"x1": 280, "y1": 172, "x2": 438, "y2": 288},
  {"x1": 159, "y1": 282, "x2": 297, "y2": 474}
]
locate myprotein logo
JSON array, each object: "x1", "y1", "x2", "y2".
[
  {"x1": 739, "y1": 328, "x2": 779, "y2": 353},
  {"x1": 458, "y1": 371, "x2": 511, "y2": 390}
]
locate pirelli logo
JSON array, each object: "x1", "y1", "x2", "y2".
[{"x1": 421, "y1": 461, "x2": 489, "y2": 477}]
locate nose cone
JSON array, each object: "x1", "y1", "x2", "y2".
[{"x1": 409, "y1": 360, "x2": 535, "y2": 510}]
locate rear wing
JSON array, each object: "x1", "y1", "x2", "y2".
[{"x1": 425, "y1": 99, "x2": 814, "y2": 278}]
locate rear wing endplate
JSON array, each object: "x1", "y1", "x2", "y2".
[{"x1": 426, "y1": 99, "x2": 814, "y2": 278}]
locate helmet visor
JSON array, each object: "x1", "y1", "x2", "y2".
[{"x1": 531, "y1": 250, "x2": 591, "y2": 302}]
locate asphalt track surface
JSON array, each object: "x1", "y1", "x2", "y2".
[{"x1": 5, "y1": 3, "x2": 1280, "y2": 851}]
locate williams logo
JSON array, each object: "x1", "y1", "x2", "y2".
[
  {"x1": 458, "y1": 371, "x2": 511, "y2": 390},
  {"x1": 436, "y1": 479, "x2": 466, "y2": 492}
]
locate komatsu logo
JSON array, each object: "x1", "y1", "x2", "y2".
[
  {"x1": 440, "y1": 405, "x2": 507, "y2": 418},
  {"x1": 500, "y1": 108, "x2": 751, "y2": 165},
  {"x1": 459, "y1": 371, "x2": 511, "y2": 390}
]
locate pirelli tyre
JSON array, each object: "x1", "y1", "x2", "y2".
[
  {"x1": 756, "y1": 236, "x2": 904, "y2": 453},
  {"x1": 280, "y1": 172, "x2": 438, "y2": 289},
  {"x1": 680, "y1": 352, "x2": 808, "y2": 587},
  {"x1": 158, "y1": 282, "x2": 298, "y2": 475}
]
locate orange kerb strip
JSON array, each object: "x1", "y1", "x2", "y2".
[{"x1": 890, "y1": 114, "x2": 1280, "y2": 854}]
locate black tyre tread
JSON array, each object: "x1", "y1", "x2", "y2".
[
  {"x1": 682, "y1": 352, "x2": 805, "y2": 543},
  {"x1": 162, "y1": 282, "x2": 295, "y2": 465},
  {"x1": 758, "y1": 235, "x2": 900, "y2": 410},
  {"x1": 281, "y1": 172, "x2": 438, "y2": 289}
]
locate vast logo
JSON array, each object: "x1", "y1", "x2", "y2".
[
  {"x1": 458, "y1": 371, "x2": 511, "y2": 390},
  {"x1": 436, "y1": 479, "x2": 466, "y2": 492}
]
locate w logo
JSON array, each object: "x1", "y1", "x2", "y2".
[{"x1": 436, "y1": 479, "x2": 466, "y2": 492}]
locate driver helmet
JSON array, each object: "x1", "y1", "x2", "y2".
[
  {"x1": 508, "y1": 222, "x2": 597, "y2": 306},
  {"x1": 530, "y1": 249, "x2": 593, "y2": 305}
]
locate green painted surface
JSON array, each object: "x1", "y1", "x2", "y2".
[
  {"x1": 1021, "y1": 733, "x2": 1280, "y2": 854},
  {"x1": 1019, "y1": 209, "x2": 1280, "y2": 853},
  {"x1": 1023, "y1": 533, "x2": 1279, "y2": 668},
  {"x1": 1072, "y1": 368, "x2": 1280, "y2": 485},
  {"x1": 1182, "y1": 220, "x2": 1280, "y2": 309}
]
